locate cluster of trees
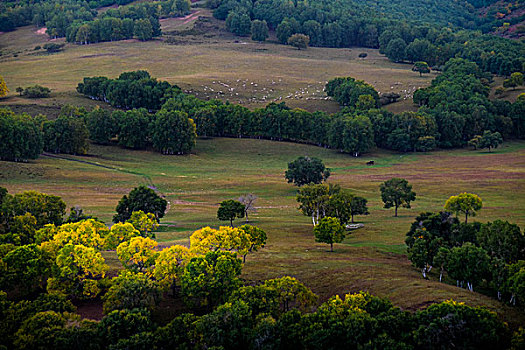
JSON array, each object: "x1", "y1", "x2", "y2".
[
  {"x1": 0, "y1": 187, "x2": 519, "y2": 349},
  {"x1": 77, "y1": 71, "x2": 178, "y2": 110},
  {"x1": 0, "y1": 0, "x2": 191, "y2": 44},
  {"x1": 406, "y1": 193, "x2": 525, "y2": 305},
  {"x1": 65, "y1": 2, "x2": 166, "y2": 44},
  {"x1": 413, "y1": 59, "x2": 525, "y2": 148},
  {"x1": 213, "y1": 0, "x2": 524, "y2": 75},
  {"x1": 0, "y1": 108, "x2": 43, "y2": 161},
  {"x1": 15, "y1": 85, "x2": 51, "y2": 98}
]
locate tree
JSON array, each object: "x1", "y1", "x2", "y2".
[
  {"x1": 116, "y1": 236, "x2": 158, "y2": 273},
  {"x1": 349, "y1": 196, "x2": 369, "y2": 223},
  {"x1": 447, "y1": 243, "x2": 491, "y2": 291},
  {"x1": 217, "y1": 200, "x2": 245, "y2": 227},
  {"x1": 477, "y1": 220, "x2": 525, "y2": 263},
  {"x1": 0, "y1": 109, "x2": 43, "y2": 162},
  {"x1": 225, "y1": 11, "x2": 251, "y2": 36},
  {"x1": 239, "y1": 225, "x2": 267, "y2": 262},
  {"x1": 41, "y1": 219, "x2": 109, "y2": 252},
  {"x1": 412, "y1": 61, "x2": 431, "y2": 76},
  {"x1": 479, "y1": 130, "x2": 503, "y2": 152},
  {"x1": 444, "y1": 192, "x2": 482, "y2": 224},
  {"x1": 126, "y1": 211, "x2": 158, "y2": 238},
  {"x1": 296, "y1": 183, "x2": 331, "y2": 226},
  {"x1": 181, "y1": 251, "x2": 243, "y2": 308},
  {"x1": 47, "y1": 243, "x2": 108, "y2": 299},
  {"x1": 85, "y1": 106, "x2": 117, "y2": 145},
  {"x1": 10, "y1": 191, "x2": 66, "y2": 228},
  {"x1": 105, "y1": 222, "x2": 141, "y2": 250},
  {"x1": 151, "y1": 109, "x2": 196, "y2": 155},
  {"x1": 189, "y1": 226, "x2": 251, "y2": 258},
  {"x1": 153, "y1": 245, "x2": 192, "y2": 295},
  {"x1": 103, "y1": 271, "x2": 161, "y2": 313},
  {"x1": 325, "y1": 188, "x2": 353, "y2": 225},
  {"x1": 285, "y1": 156, "x2": 330, "y2": 186},
  {"x1": 314, "y1": 217, "x2": 345, "y2": 252},
  {"x1": 263, "y1": 276, "x2": 317, "y2": 313},
  {"x1": 134, "y1": 19, "x2": 153, "y2": 41},
  {"x1": 0, "y1": 244, "x2": 51, "y2": 297},
  {"x1": 384, "y1": 38, "x2": 406, "y2": 62},
  {"x1": 503, "y1": 72, "x2": 523, "y2": 90},
  {"x1": 113, "y1": 185, "x2": 167, "y2": 223},
  {"x1": 238, "y1": 194, "x2": 257, "y2": 223},
  {"x1": 380, "y1": 178, "x2": 416, "y2": 217},
  {"x1": 0, "y1": 75, "x2": 8, "y2": 98},
  {"x1": 288, "y1": 34, "x2": 309, "y2": 50},
  {"x1": 251, "y1": 20, "x2": 269, "y2": 42}
]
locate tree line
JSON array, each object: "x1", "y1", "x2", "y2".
[
  {"x1": 0, "y1": 0, "x2": 191, "y2": 44},
  {"x1": 0, "y1": 187, "x2": 521, "y2": 349},
  {"x1": 213, "y1": 0, "x2": 524, "y2": 75}
]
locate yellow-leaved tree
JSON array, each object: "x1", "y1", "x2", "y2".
[
  {"x1": 126, "y1": 210, "x2": 158, "y2": 238},
  {"x1": 47, "y1": 243, "x2": 108, "y2": 299},
  {"x1": 39, "y1": 219, "x2": 109, "y2": 255},
  {"x1": 0, "y1": 75, "x2": 8, "y2": 98},
  {"x1": 189, "y1": 226, "x2": 251, "y2": 258},
  {"x1": 153, "y1": 245, "x2": 193, "y2": 295},
  {"x1": 106, "y1": 222, "x2": 141, "y2": 249},
  {"x1": 116, "y1": 236, "x2": 158, "y2": 273}
]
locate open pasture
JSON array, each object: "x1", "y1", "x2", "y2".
[
  {"x1": 0, "y1": 9, "x2": 432, "y2": 113},
  {"x1": 2, "y1": 138, "x2": 524, "y2": 324}
]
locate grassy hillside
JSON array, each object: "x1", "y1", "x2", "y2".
[
  {"x1": 2, "y1": 138, "x2": 524, "y2": 324},
  {"x1": 0, "y1": 9, "x2": 431, "y2": 114}
]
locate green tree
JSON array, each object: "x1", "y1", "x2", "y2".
[
  {"x1": 349, "y1": 196, "x2": 369, "y2": 223},
  {"x1": 181, "y1": 251, "x2": 243, "y2": 308},
  {"x1": 477, "y1": 220, "x2": 524, "y2": 263},
  {"x1": 217, "y1": 200, "x2": 245, "y2": 227},
  {"x1": 384, "y1": 38, "x2": 406, "y2": 62},
  {"x1": 447, "y1": 243, "x2": 491, "y2": 291},
  {"x1": 10, "y1": 191, "x2": 66, "y2": 228},
  {"x1": 296, "y1": 183, "x2": 332, "y2": 226},
  {"x1": 412, "y1": 61, "x2": 431, "y2": 76},
  {"x1": 285, "y1": 156, "x2": 330, "y2": 186},
  {"x1": 134, "y1": 19, "x2": 153, "y2": 41},
  {"x1": 263, "y1": 276, "x2": 317, "y2": 313},
  {"x1": 479, "y1": 130, "x2": 503, "y2": 152},
  {"x1": 0, "y1": 109, "x2": 43, "y2": 162},
  {"x1": 103, "y1": 271, "x2": 161, "y2": 313},
  {"x1": 225, "y1": 10, "x2": 251, "y2": 36},
  {"x1": 444, "y1": 192, "x2": 482, "y2": 224},
  {"x1": 151, "y1": 109, "x2": 197, "y2": 155},
  {"x1": 380, "y1": 178, "x2": 416, "y2": 217},
  {"x1": 47, "y1": 243, "x2": 108, "y2": 299},
  {"x1": 0, "y1": 244, "x2": 51, "y2": 297},
  {"x1": 251, "y1": 20, "x2": 269, "y2": 42},
  {"x1": 85, "y1": 106, "x2": 117, "y2": 145},
  {"x1": 0, "y1": 75, "x2": 8, "y2": 98},
  {"x1": 113, "y1": 185, "x2": 167, "y2": 223},
  {"x1": 239, "y1": 224, "x2": 267, "y2": 262},
  {"x1": 288, "y1": 33, "x2": 309, "y2": 50},
  {"x1": 314, "y1": 217, "x2": 345, "y2": 252},
  {"x1": 153, "y1": 245, "x2": 191, "y2": 295}
]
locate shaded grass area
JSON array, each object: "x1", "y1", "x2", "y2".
[{"x1": 2, "y1": 138, "x2": 524, "y2": 325}]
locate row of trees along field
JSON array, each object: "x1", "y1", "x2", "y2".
[
  {"x1": 1, "y1": 186, "x2": 523, "y2": 349},
  {"x1": 214, "y1": 0, "x2": 524, "y2": 75},
  {"x1": 3, "y1": 59, "x2": 523, "y2": 162},
  {"x1": 0, "y1": 0, "x2": 191, "y2": 43}
]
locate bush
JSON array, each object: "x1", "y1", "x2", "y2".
[
  {"x1": 21, "y1": 85, "x2": 51, "y2": 98},
  {"x1": 43, "y1": 43, "x2": 65, "y2": 53}
]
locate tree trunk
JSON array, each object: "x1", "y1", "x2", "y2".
[
  {"x1": 351, "y1": 214, "x2": 354, "y2": 223},
  {"x1": 394, "y1": 205, "x2": 398, "y2": 217},
  {"x1": 245, "y1": 211, "x2": 249, "y2": 223},
  {"x1": 330, "y1": 242, "x2": 333, "y2": 252},
  {"x1": 465, "y1": 212, "x2": 468, "y2": 224},
  {"x1": 230, "y1": 218, "x2": 233, "y2": 227}
]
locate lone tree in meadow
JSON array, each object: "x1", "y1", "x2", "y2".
[
  {"x1": 217, "y1": 200, "x2": 245, "y2": 227},
  {"x1": 113, "y1": 185, "x2": 167, "y2": 223},
  {"x1": 480, "y1": 130, "x2": 503, "y2": 152},
  {"x1": 285, "y1": 156, "x2": 330, "y2": 186},
  {"x1": 444, "y1": 192, "x2": 482, "y2": 224},
  {"x1": 314, "y1": 217, "x2": 345, "y2": 252},
  {"x1": 380, "y1": 178, "x2": 416, "y2": 217},
  {"x1": 288, "y1": 34, "x2": 309, "y2": 50},
  {"x1": 412, "y1": 61, "x2": 431, "y2": 76}
]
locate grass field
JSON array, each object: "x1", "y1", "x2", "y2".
[
  {"x1": 2, "y1": 138, "x2": 524, "y2": 325},
  {"x1": 0, "y1": 9, "x2": 431, "y2": 114}
]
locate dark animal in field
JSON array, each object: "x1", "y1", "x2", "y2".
[{"x1": 366, "y1": 161, "x2": 375, "y2": 165}]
